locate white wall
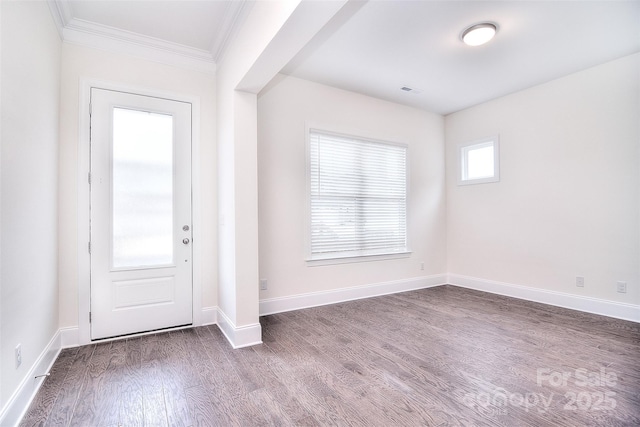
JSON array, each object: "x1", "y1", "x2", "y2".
[
  {"x1": 58, "y1": 44, "x2": 217, "y2": 329},
  {"x1": 257, "y1": 75, "x2": 446, "y2": 301},
  {"x1": 1, "y1": 0, "x2": 61, "y2": 411},
  {"x1": 446, "y1": 53, "x2": 639, "y2": 305}
]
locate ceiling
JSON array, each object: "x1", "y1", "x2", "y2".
[
  {"x1": 52, "y1": 0, "x2": 640, "y2": 115},
  {"x1": 283, "y1": 0, "x2": 640, "y2": 114}
]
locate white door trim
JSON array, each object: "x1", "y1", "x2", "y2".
[{"x1": 78, "y1": 78, "x2": 203, "y2": 345}]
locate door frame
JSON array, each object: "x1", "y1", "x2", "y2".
[{"x1": 77, "y1": 78, "x2": 203, "y2": 345}]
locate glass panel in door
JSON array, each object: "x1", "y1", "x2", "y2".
[{"x1": 112, "y1": 107, "x2": 174, "y2": 269}]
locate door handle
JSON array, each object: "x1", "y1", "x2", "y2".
[{"x1": 182, "y1": 238, "x2": 190, "y2": 245}]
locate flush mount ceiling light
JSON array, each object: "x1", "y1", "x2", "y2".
[{"x1": 461, "y1": 22, "x2": 498, "y2": 46}]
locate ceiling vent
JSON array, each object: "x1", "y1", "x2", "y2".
[{"x1": 400, "y1": 86, "x2": 423, "y2": 94}]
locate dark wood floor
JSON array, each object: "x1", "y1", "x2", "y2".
[{"x1": 21, "y1": 285, "x2": 640, "y2": 426}]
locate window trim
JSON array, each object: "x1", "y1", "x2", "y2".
[
  {"x1": 457, "y1": 135, "x2": 500, "y2": 186},
  {"x1": 305, "y1": 124, "x2": 411, "y2": 265}
]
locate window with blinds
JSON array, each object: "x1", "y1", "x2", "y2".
[{"x1": 308, "y1": 129, "x2": 408, "y2": 261}]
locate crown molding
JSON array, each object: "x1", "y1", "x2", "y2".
[
  {"x1": 63, "y1": 18, "x2": 216, "y2": 74},
  {"x1": 210, "y1": 0, "x2": 253, "y2": 64},
  {"x1": 47, "y1": 0, "x2": 224, "y2": 74},
  {"x1": 46, "y1": 0, "x2": 69, "y2": 40}
]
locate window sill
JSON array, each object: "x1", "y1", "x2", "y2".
[
  {"x1": 306, "y1": 251, "x2": 412, "y2": 267},
  {"x1": 457, "y1": 175, "x2": 500, "y2": 186}
]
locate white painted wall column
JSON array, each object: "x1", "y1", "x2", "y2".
[
  {"x1": 215, "y1": 0, "x2": 351, "y2": 348},
  {"x1": 216, "y1": 86, "x2": 261, "y2": 347}
]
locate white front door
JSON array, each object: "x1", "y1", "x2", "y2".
[{"x1": 90, "y1": 88, "x2": 193, "y2": 340}]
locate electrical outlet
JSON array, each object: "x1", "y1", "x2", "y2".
[
  {"x1": 260, "y1": 279, "x2": 268, "y2": 291},
  {"x1": 15, "y1": 344, "x2": 22, "y2": 368},
  {"x1": 617, "y1": 281, "x2": 627, "y2": 293},
  {"x1": 576, "y1": 276, "x2": 584, "y2": 287}
]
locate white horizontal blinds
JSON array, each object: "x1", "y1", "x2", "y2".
[{"x1": 310, "y1": 130, "x2": 407, "y2": 259}]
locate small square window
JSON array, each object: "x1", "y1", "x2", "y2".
[{"x1": 458, "y1": 136, "x2": 500, "y2": 185}]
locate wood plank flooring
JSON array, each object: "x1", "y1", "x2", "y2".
[{"x1": 20, "y1": 285, "x2": 640, "y2": 426}]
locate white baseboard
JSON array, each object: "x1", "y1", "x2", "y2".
[
  {"x1": 0, "y1": 330, "x2": 62, "y2": 427},
  {"x1": 448, "y1": 274, "x2": 640, "y2": 323},
  {"x1": 259, "y1": 274, "x2": 448, "y2": 316},
  {"x1": 60, "y1": 326, "x2": 79, "y2": 348},
  {"x1": 215, "y1": 309, "x2": 262, "y2": 349},
  {"x1": 201, "y1": 306, "x2": 218, "y2": 325}
]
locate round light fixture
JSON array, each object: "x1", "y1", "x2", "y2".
[{"x1": 461, "y1": 22, "x2": 498, "y2": 46}]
